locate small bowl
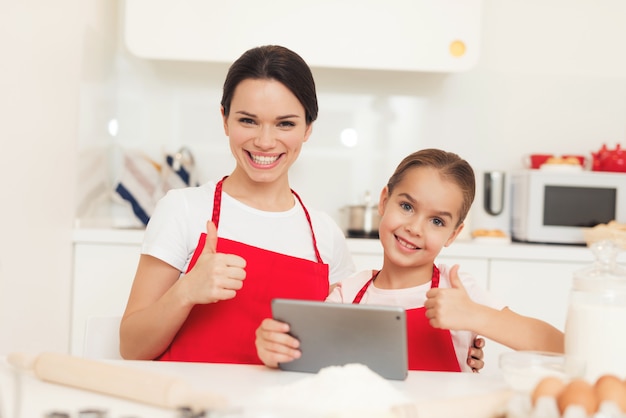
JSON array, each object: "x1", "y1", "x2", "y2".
[{"x1": 499, "y1": 351, "x2": 585, "y2": 393}]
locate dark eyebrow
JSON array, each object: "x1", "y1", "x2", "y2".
[
  {"x1": 234, "y1": 110, "x2": 256, "y2": 118},
  {"x1": 234, "y1": 110, "x2": 301, "y2": 120},
  {"x1": 397, "y1": 192, "x2": 454, "y2": 220},
  {"x1": 276, "y1": 114, "x2": 301, "y2": 120}
]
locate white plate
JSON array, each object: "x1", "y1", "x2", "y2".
[
  {"x1": 472, "y1": 236, "x2": 511, "y2": 244},
  {"x1": 539, "y1": 164, "x2": 583, "y2": 172}
]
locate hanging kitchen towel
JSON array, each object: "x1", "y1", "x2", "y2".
[
  {"x1": 114, "y1": 147, "x2": 199, "y2": 226},
  {"x1": 113, "y1": 150, "x2": 160, "y2": 226},
  {"x1": 153, "y1": 146, "x2": 199, "y2": 204}
]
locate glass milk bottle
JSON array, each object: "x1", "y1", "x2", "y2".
[{"x1": 564, "y1": 240, "x2": 626, "y2": 381}]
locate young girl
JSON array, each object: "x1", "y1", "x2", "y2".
[{"x1": 256, "y1": 148, "x2": 564, "y2": 372}]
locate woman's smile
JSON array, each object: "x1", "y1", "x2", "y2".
[
  {"x1": 247, "y1": 151, "x2": 283, "y2": 167},
  {"x1": 225, "y1": 79, "x2": 311, "y2": 184}
]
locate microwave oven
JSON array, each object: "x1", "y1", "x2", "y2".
[{"x1": 511, "y1": 170, "x2": 626, "y2": 245}]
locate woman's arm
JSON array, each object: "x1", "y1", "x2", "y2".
[
  {"x1": 120, "y1": 221, "x2": 247, "y2": 360},
  {"x1": 119, "y1": 254, "x2": 194, "y2": 360}
]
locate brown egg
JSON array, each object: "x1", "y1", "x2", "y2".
[
  {"x1": 557, "y1": 378, "x2": 599, "y2": 416},
  {"x1": 531, "y1": 376, "x2": 566, "y2": 406},
  {"x1": 595, "y1": 374, "x2": 626, "y2": 412}
]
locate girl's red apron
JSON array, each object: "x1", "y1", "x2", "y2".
[
  {"x1": 352, "y1": 265, "x2": 461, "y2": 372},
  {"x1": 158, "y1": 178, "x2": 329, "y2": 363}
]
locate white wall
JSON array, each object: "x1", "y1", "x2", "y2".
[
  {"x1": 0, "y1": 1, "x2": 114, "y2": 354},
  {"x1": 2, "y1": 0, "x2": 626, "y2": 354},
  {"x1": 79, "y1": 0, "x2": 626, "y2": 234}
]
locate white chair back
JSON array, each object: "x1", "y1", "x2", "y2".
[{"x1": 83, "y1": 315, "x2": 123, "y2": 359}]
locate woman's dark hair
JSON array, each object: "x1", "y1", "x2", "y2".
[
  {"x1": 386, "y1": 148, "x2": 476, "y2": 227},
  {"x1": 220, "y1": 45, "x2": 318, "y2": 125}
]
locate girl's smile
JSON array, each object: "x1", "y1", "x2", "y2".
[{"x1": 395, "y1": 234, "x2": 420, "y2": 251}]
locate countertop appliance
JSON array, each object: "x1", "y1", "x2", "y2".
[
  {"x1": 511, "y1": 169, "x2": 626, "y2": 245},
  {"x1": 342, "y1": 191, "x2": 381, "y2": 239}
]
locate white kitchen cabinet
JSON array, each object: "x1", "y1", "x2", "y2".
[
  {"x1": 350, "y1": 253, "x2": 383, "y2": 273},
  {"x1": 480, "y1": 259, "x2": 584, "y2": 375},
  {"x1": 489, "y1": 260, "x2": 583, "y2": 331},
  {"x1": 124, "y1": 0, "x2": 483, "y2": 73},
  {"x1": 436, "y1": 256, "x2": 489, "y2": 290},
  {"x1": 348, "y1": 238, "x2": 383, "y2": 271},
  {"x1": 71, "y1": 241, "x2": 141, "y2": 355},
  {"x1": 71, "y1": 230, "x2": 614, "y2": 375}
]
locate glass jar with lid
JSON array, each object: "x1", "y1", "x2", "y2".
[{"x1": 564, "y1": 240, "x2": 626, "y2": 381}]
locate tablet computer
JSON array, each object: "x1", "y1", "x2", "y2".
[{"x1": 271, "y1": 298, "x2": 408, "y2": 380}]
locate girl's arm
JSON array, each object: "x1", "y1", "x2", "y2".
[
  {"x1": 424, "y1": 265, "x2": 564, "y2": 353},
  {"x1": 445, "y1": 304, "x2": 564, "y2": 353}
]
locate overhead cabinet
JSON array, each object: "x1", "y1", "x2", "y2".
[{"x1": 124, "y1": 0, "x2": 483, "y2": 72}]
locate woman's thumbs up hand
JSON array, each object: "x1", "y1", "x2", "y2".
[
  {"x1": 204, "y1": 220, "x2": 219, "y2": 255},
  {"x1": 182, "y1": 221, "x2": 247, "y2": 305}
]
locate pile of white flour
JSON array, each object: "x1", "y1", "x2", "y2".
[{"x1": 244, "y1": 363, "x2": 415, "y2": 418}]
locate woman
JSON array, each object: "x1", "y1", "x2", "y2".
[
  {"x1": 119, "y1": 45, "x2": 354, "y2": 363},
  {"x1": 119, "y1": 45, "x2": 486, "y2": 369}
]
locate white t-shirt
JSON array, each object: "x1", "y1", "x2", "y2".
[
  {"x1": 142, "y1": 181, "x2": 356, "y2": 284},
  {"x1": 326, "y1": 264, "x2": 507, "y2": 372}
]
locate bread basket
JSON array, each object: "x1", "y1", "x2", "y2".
[{"x1": 583, "y1": 221, "x2": 626, "y2": 250}]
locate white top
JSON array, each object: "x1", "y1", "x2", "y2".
[
  {"x1": 326, "y1": 264, "x2": 507, "y2": 372},
  {"x1": 142, "y1": 180, "x2": 356, "y2": 283}
]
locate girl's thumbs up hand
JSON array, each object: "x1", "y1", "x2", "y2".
[
  {"x1": 181, "y1": 221, "x2": 247, "y2": 306},
  {"x1": 424, "y1": 264, "x2": 475, "y2": 330}
]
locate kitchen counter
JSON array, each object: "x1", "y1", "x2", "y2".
[
  {"x1": 72, "y1": 226, "x2": 145, "y2": 245},
  {"x1": 0, "y1": 356, "x2": 511, "y2": 418},
  {"x1": 72, "y1": 227, "x2": 626, "y2": 264},
  {"x1": 69, "y1": 226, "x2": 624, "y2": 371},
  {"x1": 348, "y1": 237, "x2": 626, "y2": 263}
]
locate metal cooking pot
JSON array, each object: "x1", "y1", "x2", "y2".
[{"x1": 342, "y1": 191, "x2": 380, "y2": 238}]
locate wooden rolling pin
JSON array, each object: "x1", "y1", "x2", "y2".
[{"x1": 7, "y1": 352, "x2": 227, "y2": 412}]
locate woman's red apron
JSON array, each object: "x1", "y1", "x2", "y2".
[
  {"x1": 352, "y1": 266, "x2": 461, "y2": 372},
  {"x1": 158, "y1": 178, "x2": 329, "y2": 363}
]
